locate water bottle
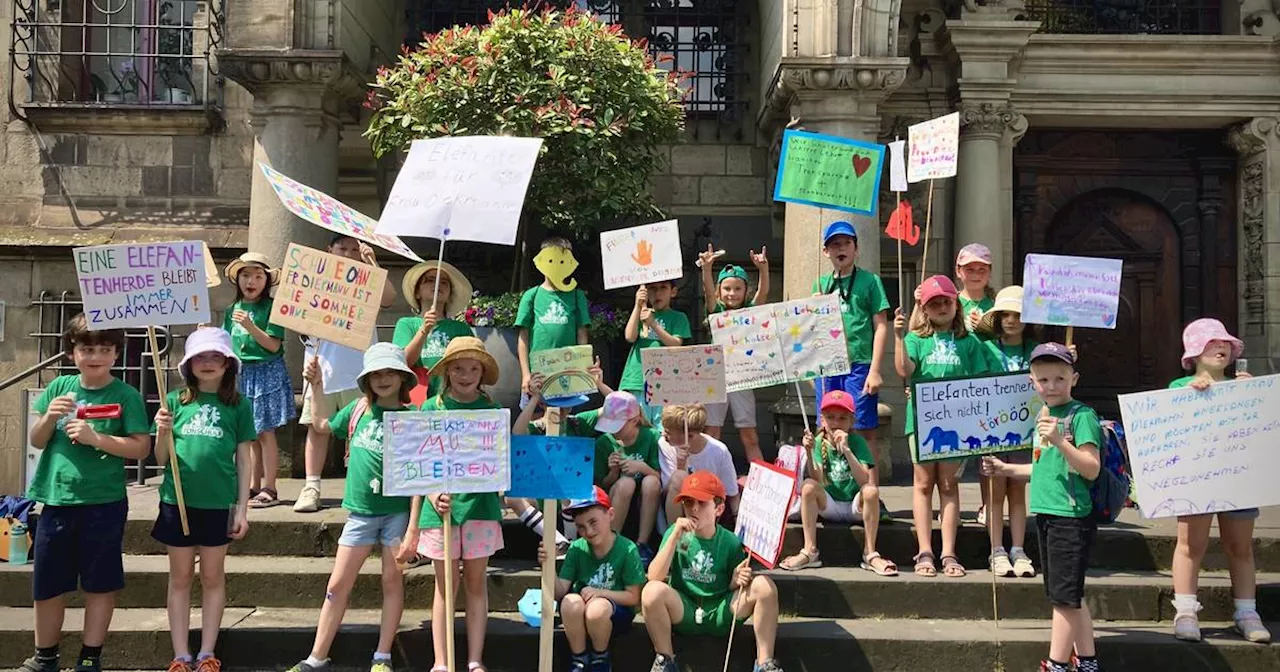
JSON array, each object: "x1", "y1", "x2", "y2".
[
  {"x1": 1236, "y1": 358, "x2": 1249, "y2": 375},
  {"x1": 8, "y1": 520, "x2": 29, "y2": 565}
]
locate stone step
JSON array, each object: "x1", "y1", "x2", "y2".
[
  {"x1": 0, "y1": 608, "x2": 1275, "y2": 671},
  {"x1": 2, "y1": 556, "x2": 1276, "y2": 623}
]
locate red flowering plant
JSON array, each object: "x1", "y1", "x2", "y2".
[{"x1": 365, "y1": 5, "x2": 687, "y2": 235}]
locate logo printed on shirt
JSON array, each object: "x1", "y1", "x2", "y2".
[
  {"x1": 683, "y1": 548, "x2": 717, "y2": 585},
  {"x1": 183, "y1": 404, "x2": 225, "y2": 439},
  {"x1": 538, "y1": 300, "x2": 570, "y2": 326},
  {"x1": 587, "y1": 562, "x2": 616, "y2": 589},
  {"x1": 827, "y1": 453, "x2": 851, "y2": 484},
  {"x1": 352, "y1": 419, "x2": 384, "y2": 455},
  {"x1": 423, "y1": 330, "x2": 450, "y2": 358},
  {"x1": 924, "y1": 338, "x2": 962, "y2": 367}
]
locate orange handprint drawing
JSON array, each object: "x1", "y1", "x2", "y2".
[{"x1": 631, "y1": 239, "x2": 654, "y2": 266}]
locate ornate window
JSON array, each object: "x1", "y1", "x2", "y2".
[{"x1": 1024, "y1": 0, "x2": 1223, "y2": 35}]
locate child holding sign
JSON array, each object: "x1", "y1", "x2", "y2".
[
  {"x1": 393, "y1": 259, "x2": 475, "y2": 406},
  {"x1": 1166, "y1": 319, "x2": 1270, "y2": 644},
  {"x1": 893, "y1": 276, "x2": 990, "y2": 578},
  {"x1": 594, "y1": 391, "x2": 664, "y2": 566},
  {"x1": 621, "y1": 280, "x2": 692, "y2": 425},
  {"x1": 152, "y1": 328, "x2": 254, "y2": 672},
  {"x1": 222, "y1": 253, "x2": 290, "y2": 509},
  {"x1": 641, "y1": 471, "x2": 784, "y2": 672},
  {"x1": 23, "y1": 314, "x2": 150, "y2": 672},
  {"x1": 516, "y1": 237, "x2": 592, "y2": 401},
  {"x1": 400, "y1": 337, "x2": 505, "y2": 672}
]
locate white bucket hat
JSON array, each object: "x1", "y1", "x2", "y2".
[
  {"x1": 357, "y1": 343, "x2": 418, "y2": 395},
  {"x1": 179, "y1": 327, "x2": 240, "y2": 378}
]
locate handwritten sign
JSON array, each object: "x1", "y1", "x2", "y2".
[
  {"x1": 506, "y1": 435, "x2": 595, "y2": 500},
  {"x1": 1119, "y1": 375, "x2": 1280, "y2": 519},
  {"x1": 907, "y1": 112, "x2": 959, "y2": 183},
  {"x1": 773, "y1": 129, "x2": 885, "y2": 216},
  {"x1": 74, "y1": 241, "x2": 210, "y2": 330},
  {"x1": 912, "y1": 373, "x2": 1041, "y2": 462},
  {"x1": 270, "y1": 244, "x2": 387, "y2": 350},
  {"x1": 376, "y1": 136, "x2": 543, "y2": 245},
  {"x1": 260, "y1": 163, "x2": 422, "y2": 262},
  {"x1": 530, "y1": 345, "x2": 595, "y2": 401},
  {"x1": 600, "y1": 220, "x2": 683, "y2": 290},
  {"x1": 709, "y1": 295, "x2": 851, "y2": 393},
  {"x1": 1022, "y1": 254, "x2": 1123, "y2": 329},
  {"x1": 734, "y1": 461, "x2": 797, "y2": 568},
  {"x1": 382, "y1": 409, "x2": 512, "y2": 496},
  {"x1": 641, "y1": 345, "x2": 726, "y2": 406}
]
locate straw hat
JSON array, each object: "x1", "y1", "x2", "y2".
[
  {"x1": 427, "y1": 336, "x2": 499, "y2": 386},
  {"x1": 978, "y1": 285, "x2": 1024, "y2": 336},
  {"x1": 357, "y1": 343, "x2": 418, "y2": 395},
  {"x1": 403, "y1": 260, "x2": 473, "y2": 318},
  {"x1": 224, "y1": 252, "x2": 280, "y2": 286}
]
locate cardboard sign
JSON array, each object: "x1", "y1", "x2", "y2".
[
  {"x1": 1120, "y1": 375, "x2": 1280, "y2": 519},
  {"x1": 259, "y1": 163, "x2": 422, "y2": 262},
  {"x1": 74, "y1": 241, "x2": 211, "y2": 330},
  {"x1": 912, "y1": 373, "x2": 1041, "y2": 462},
  {"x1": 270, "y1": 244, "x2": 387, "y2": 350},
  {"x1": 382, "y1": 409, "x2": 512, "y2": 496},
  {"x1": 907, "y1": 112, "x2": 959, "y2": 183},
  {"x1": 1022, "y1": 254, "x2": 1124, "y2": 329},
  {"x1": 199, "y1": 242, "x2": 221, "y2": 288},
  {"x1": 506, "y1": 435, "x2": 595, "y2": 500},
  {"x1": 640, "y1": 345, "x2": 727, "y2": 406},
  {"x1": 530, "y1": 345, "x2": 596, "y2": 401},
  {"x1": 600, "y1": 220, "x2": 683, "y2": 290},
  {"x1": 773, "y1": 129, "x2": 885, "y2": 216},
  {"x1": 376, "y1": 135, "x2": 543, "y2": 245},
  {"x1": 709, "y1": 295, "x2": 851, "y2": 393},
  {"x1": 734, "y1": 460, "x2": 797, "y2": 568}
]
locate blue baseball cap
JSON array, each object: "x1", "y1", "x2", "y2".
[
  {"x1": 1030, "y1": 342, "x2": 1075, "y2": 367},
  {"x1": 823, "y1": 221, "x2": 858, "y2": 245}
]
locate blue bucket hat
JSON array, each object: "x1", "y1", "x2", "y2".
[{"x1": 822, "y1": 221, "x2": 858, "y2": 245}]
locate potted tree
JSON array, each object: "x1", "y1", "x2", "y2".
[{"x1": 155, "y1": 0, "x2": 195, "y2": 103}]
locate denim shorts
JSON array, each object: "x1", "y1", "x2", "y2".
[
  {"x1": 816, "y1": 363, "x2": 879, "y2": 430},
  {"x1": 337, "y1": 512, "x2": 410, "y2": 548}
]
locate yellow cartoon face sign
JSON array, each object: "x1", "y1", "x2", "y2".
[{"x1": 534, "y1": 246, "x2": 579, "y2": 291}]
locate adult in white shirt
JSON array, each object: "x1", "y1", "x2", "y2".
[{"x1": 657, "y1": 404, "x2": 740, "y2": 527}]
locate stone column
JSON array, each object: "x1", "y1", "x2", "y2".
[
  {"x1": 1228, "y1": 118, "x2": 1280, "y2": 374},
  {"x1": 956, "y1": 102, "x2": 1026, "y2": 279},
  {"x1": 998, "y1": 110, "x2": 1029, "y2": 286}
]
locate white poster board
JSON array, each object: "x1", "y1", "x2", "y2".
[
  {"x1": 1022, "y1": 254, "x2": 1123, "y2": 330},
  {"x1": 1119, "y1": 375, "x2": 1280, "y2": 519},
  {"x1": 382, "y1": 409, "x2": 512, "y2": 496},
  {"x1": 912, "y1": 373, "x2": 1041, "y2": 462},
  {"x1": 600, "y1": 220, "x2": 683, "y2": 289},
  {"x1": 640, "y1": 345, "x2": 727, "y2": 406},
  {"x1": 907, "y1": 112, "x2": 959, "y2": 183},
  {"x1": 74, "y1": 241, "x2": 211, "y2": 330},
  {"x1": 709, "y1": 295, "x2": 851, "y2": 392},
  {"x1": 734, "y1": 460, "x2": 797, "y2": 568},
  {"x1": 376, "y1": 136, "x2": 543, "y2": 245}
]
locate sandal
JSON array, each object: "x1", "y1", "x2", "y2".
[
  {"x1": 861, "y1": 552, "x2": 899, "y2": 576},
  {"x1": 248, "y1": 487, "x2": 280, "y2": 508},
  {"x1": 941, "y1": 555, "x2": 967, "y2": 578},
  {"x1": 780, "y1": 548, "x2": 822, "y2": 571},
  {"x1": 467, "y1": 663, "x2": 487, "y2": 672},
  {"x1": 913, "y1": 551, "x2": 937, "y2": 577}
]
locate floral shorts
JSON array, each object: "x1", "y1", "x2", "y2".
[{"x1": 417, "y1": 520, "x2": 504, "y2": 560}]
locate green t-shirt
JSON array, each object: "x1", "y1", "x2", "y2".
[
  {"x1": 1168, "y1": 376, "x2": 1199, "y2": 389},
  {"x1": 222, "y1": 299, "x2": 286, "y2": 363},
  {"x1": 619, "y1": 309, "x2": 693, "y2": 392},
  {"x1": 1030, "y1": 401, "x2": 1103, "y2": 518},
  {"x1": 528, "y1": 409, "x2": 600, "y2": 438},
  {"x1": 392, "y1": 316, "x2": 474, "y2": 396},
  {"x1": 28, "y1": 375, "x2": 149, "y2": 506},
  {"x1": 812, "y1": 270, "x2": 890, "y2": 364},
  {"x1": 960, "y1": 294, "x2": 997, "y2": 341},
  {"x1": 985, "y1": 339, "x2": 1040, "y2": 373},
  {"x1": 710, "y1": 299, "x2": 753, "y2": 314},
  {"x1": 559, "y1": 535, "x2": 647, "y2": 593},
  {"x1": 515, "y1": 286, "x2": 590, "y2": 353},
  {"x1": 594, "y1": 426, "x2": 661, "y2": 484},
  {"x1": 331, "y1": 399, "x2": 412, "y2": 516},
  {"x1": 160, "y1": 390, "x2": 256, "y2": 509},
  {"x1": 904, "y1": 331, "x2": 990, "y2": 435},
  {"x1": 661, "y1": 524, "x2": 747, "y2": 601},
  {"x1": 416, "y1": 394, "x2": 505, "y2": 528},
  {"x1": 811, "y1": 433, "x2": 874, "y2": 503}
]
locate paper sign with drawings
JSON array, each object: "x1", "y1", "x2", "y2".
[
  {"x1": 74, "y1": 241, "x2": 211, "y2": 330},
  {"x1": 640, "y1": 345, "x2": 727, "y2": 406},
  {"x1": 911, "y1": 373, "x2": 1041, "y2": 462},
  {"x1": 1021, "y1": 253, "x2": 1123, "y2": 330},
  {"x1": 382, "y1": 410, "x2": 512, "y2": 496},
  {"x1": 271, "y1": 244, "x2": 387, "y2": 351},
  {"x1": 505, "y1": 435, "x2": 595, "y2": 501},
  {"x1": 530, "y1": 345, "x2": 595, "y2": 401},
  {"x1": 599, "y1": 220, "x2": 683, "y2": 290},
  {"x1": 708, "y1": 295, "x2": 850, "y2": 393},
  {"x1": 734, "y1": 461, "x2": 797, "y2": 568}
]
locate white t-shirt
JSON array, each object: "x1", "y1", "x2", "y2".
[{"x1": 658, "y1": 433, "x2": 740, "y2": 496}]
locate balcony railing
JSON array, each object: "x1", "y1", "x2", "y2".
[{"x1": 1024, "y1": 0, "x2": 1223, "y2": 35}]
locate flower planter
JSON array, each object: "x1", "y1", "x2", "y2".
[{"x1": 472, "y1": 326, "x2": 522, "y2": 410}]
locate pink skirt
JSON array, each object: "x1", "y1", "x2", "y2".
[{"x1": 416, "y1": 520, "x2": 504, "y2": 560}]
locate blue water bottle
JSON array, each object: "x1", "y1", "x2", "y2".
[{"x1": 8, "y1": 521, "x2": 29, "y2": 565}]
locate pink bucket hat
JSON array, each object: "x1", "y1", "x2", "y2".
[
  {"x1": 1180, "y1": 318, "x2": 1244, "y2": 370},
  {"x1": 179, "y1": 327, "x2": 240, "y2": 378},
  {"x1": 956, "y1": 243, "x2": 993, "y2": 267}
]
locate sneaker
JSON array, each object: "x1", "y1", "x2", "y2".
[
  {"x1": 568, "y1": 652, "x2": 589, "y2": 672},
  {"x1": 1011, "y1": 548, "x2": 1036, "y2": 578},
  {"x1": 1234, "y1": 612, "x2": 1272, "y2": 643},
  {"x1": 370, "y1": 659, "x2": 394, "y2": 672},
  {"x1": 293, "y1": 484, "x2": 322, "y2": 512},
  {"x1": 989, "y1": 549, "x2": 1014, "y2": 577},
  {"x1": 753, "y1": 659, "x2": 784, "y2": 672},
  {"x1": 195, "y1": 657, "x2": 222, "y2": 672},
  {"x1": 1038, "y1": 661, "x2": 1070, "y2": 672},
  {"x1": 74, "y1": 657, "x2": 102, "y2": 672},
  {"x1": 19, "y1": 657, "x2": 59, "y2": 672},
  {"x1": 168, "y1": 660, "x2": 193, "y2": 672},
  {"x1": 286, "y1": 661, "x2": 330, "y2": 672},
  {"x1": 649, "y1": 654, "x2": 677, "y2": 672},
  {"x1": 637, "y1": 543, "x2": 656, "y2": 568},
  {"x1": 1173, "y1": 611, "x2": 1201, "y2": 642},
  {"x1": 588, "y1": 651, "x2": 611, "y2": 672}
]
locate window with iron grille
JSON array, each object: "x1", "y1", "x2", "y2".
[
  {"x1": 404, "y1": 0, "x2": 750, "y2": 123},
  {"x1": 1023, "y1": 0, "x2": 1223, "y2": 34},
  {"x1": 9, "y1": 0, "x2": 224, "y2": 108}
]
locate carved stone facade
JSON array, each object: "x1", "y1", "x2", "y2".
[{"x1": 1227, "y1": 117, "x2": 1280, "y2": 351}]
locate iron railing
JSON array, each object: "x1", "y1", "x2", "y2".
[{"x1": 1024, "y1": 0, "x2": 1223, "y2": 34}]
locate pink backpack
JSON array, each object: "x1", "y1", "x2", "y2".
[{"x1": 343, "y1": 397, "x2": 370, "y2": 467}]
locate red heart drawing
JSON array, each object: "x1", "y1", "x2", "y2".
[
  {"x1": 852, "y1": 155, "x2": 872, "y2": 177},
  {"x1": 761, "y1": 320, "x2": 771, "y2": 329}
]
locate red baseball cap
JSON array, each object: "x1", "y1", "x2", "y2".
[
  {"x1": 820, "y1": 390, "x2": 856, "y2": 414},
  {"x1": 919, "y1": 275, "x2": 959, "y2": 305},
  {"x1": 565, "y1": 486, "x2": 612, "y2": 514},
  {"x1": 675, "y1": 471, "x2": 727, "y2": 504}
]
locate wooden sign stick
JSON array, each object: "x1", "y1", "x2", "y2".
[
  {"x1": 538, "y1": 407, "x2": 563, "y2": 672},
  {"x1": 443, "y1": 505, "x2": 455, "y2": 672},
  {"x1": 148, "y1": 326, "x2": 189, "y2": 536},
  {"x1": 989, "y1": 475, "x2": 1003, "y2": 665},
  {"x1": 1065, "y1": 326, "x2": 1075, "y2": 347},
  {"x1": 722, "y1": 577, "x2": 748, "y2": 672},
  {"x1": 920, "y1": 180, "x2": 936, "y2": 274}
]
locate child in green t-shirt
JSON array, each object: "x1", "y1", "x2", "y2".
[
  {"x1": 24, "y1": 313, "x2": 150, "y2": 672},
  {"x1": 593, "y1": 391, "x2": 663, "y2": 565},
  {"x1": 620, "y1": 280, "x2": 692, "y2": 425},
  {"x1": 152, "y1": 328, "x2": 255, "y2": 672},
  {"x1": 641, "y1": 471, "x2": 783, "y2": 672},
  {"x1": 516, "y1": 237, "x2": 592, "y2": 400},
  {"x1": 392, "y1": 259, "x2": 475, "y2": 407}
]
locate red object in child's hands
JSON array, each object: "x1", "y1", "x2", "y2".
[{"x1": 77, "y1": 404, "x2": 122, "y2": 420}]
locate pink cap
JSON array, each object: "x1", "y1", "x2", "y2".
[
  {"x1": 1180, "y1": 318, "x2": 1244, "y2": 370},
  {"x1": 919, "y1": 275, "x2": 959, "y2": 305},
  {"x1": 594, "y1": 391, "x2": 642, "y2": 434},
  {"x1": 956, "y1": 243, "x2": 993, "y2": 267},
  {"x1": 820, "y1": 390, "x2": 856, "y2": 414}
]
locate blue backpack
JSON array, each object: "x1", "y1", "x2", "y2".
[{"x1": 1062, "y1": 409, "x2": 1133, "y2": 524}]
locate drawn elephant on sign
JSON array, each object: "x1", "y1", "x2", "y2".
[
  {"x1": 985, "y1": 435, "x2": 1003, "y2": 447},
  {"x1": 964, "y1": 436, "x2": 983, "y2": 450},
  {"x1": 922, "y1": 426, "x2": 961, "y2": 455},
  {"x1": 1003, "y1": 431, "x2": 1024, "y2": 447}
]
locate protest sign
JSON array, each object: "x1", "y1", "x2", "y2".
[
  {"x1": 600, "y1": 220, "x2": 683, "y2": 290},
  {"x1": 1022, "y1": 254, "x2": 1123, "y2": 329},
  {"x1": 912, "y1": 373, "x2": 1041, "y2": 462},
  {"x1": 382, "y1": 409, "x2": 512, "y2": 496},
  {"x1": 376, "y1": 135, "x2": 543, "y2": 245},
  {"x1": 641, "y1": 345, "x2": 726, "y2": 406},
  {"x1": 199, "y1": 242, "x2": 220, "y2": 288},
  {"x1": 1120, "y1": 375, "x2": 1280, "y2": 519},
  {"x1": 259, "y1": 163, "x2": 422, "y2": 262},
  {"x1": 773, "y1": 129, "x2": 884, "y2": 216},
  {"x1": 709, "y1": 295, "x2": 850, "y2": 393},
  {"x1": 734, "y1": 461, "x2": 797, "y2": 568},
  {"x1": 271, "y1": 244, "x2": 387, "y2": 351},
  {"x1": 530, "y1": 345, "x2": 595, "y2": 401},
  {"x1": 907, "y1": 112, "x2": 959, "y2": 183},
  {"x1": 74, "y1": 241, "x2": 211, "y2": 330},
  {"x1": 506, "y1": 435, "x2": 595, "y2": 501}
]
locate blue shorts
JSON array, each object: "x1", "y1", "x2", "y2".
[
  {"x1": 33, "y1": 499, "x2": 128, "y2": 601},
  {"x1": 151, "y1": 502, "x2": 231, "y2": 548},
  {"x1": 338, "y1": 512, "x2": 411, "y2": 547},
  {"x1": 562, "y1": 597, "x2": 634, "y2": 634},
  {"x1": 816, "y1": 363, "x2": 879, "y2": 430}
]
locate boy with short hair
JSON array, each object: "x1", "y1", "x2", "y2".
[
  {"x1": 657, "y1": 404, "x2": 740, "y2": 528},
  {"x1": 982, "y1": 343, "x2": 1104, "y2": 672},
  {"x1": 641, "y1": 471, "x2": 783, "y2": 672},
  {"x1": 516, "y1": 237, "x2": 592, "y2": 399},
  {"x1": 23, "y1": 314, "x2": 152, "y2": 672},
  {"x1": 620, "y1": 279, "x2": 692, "y2": 425}
]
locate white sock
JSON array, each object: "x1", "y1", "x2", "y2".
[
  {"x1": 305, "y1": 655, "x2": 329, "y2": 668},
  {"x1": 1172, "y1": 593, "x2": 1200, "y2": 614},
  {"x1": 373, "y1": 652, "x2": 392, "y2": 661},
  {"x1": 555, "y1": 529, "x2": 569, "y2": 546},
  {"x1": 992, "y1": 545, "x2": 1006, "y2": 555},
  {"x1": 305, "y1": 475, "x2": 322, "y2": 489},
  {"x1": 1234, "y1": 598, "x2": 1258, "y2": 620},
  {"x1": 520, "y1": 508, "x2": 546, "y2": 536},
  {"x1": 1010, "y1": 546, "x2": 1024, "y2": 556}
]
